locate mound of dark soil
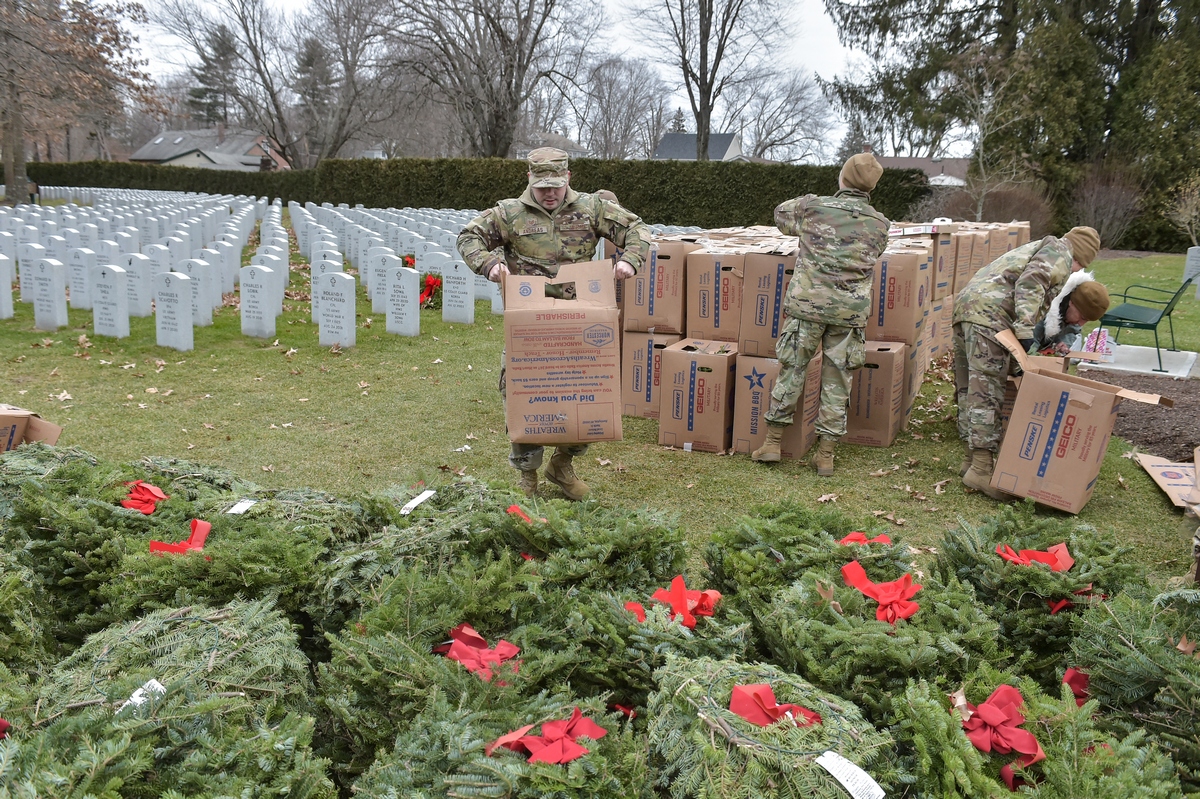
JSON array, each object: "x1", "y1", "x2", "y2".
[{"x1": 1079, "y1": 370, "x2": 1200, "y2": 462}]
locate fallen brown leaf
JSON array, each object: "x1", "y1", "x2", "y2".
[
  {"x1": 56, "y1": 390, "x2": 72, "y2": 401},
  {"x1": 284, "y1": 348, "x2": 298, "y2": 357},
  {"x1": 262, "y1": 465, "x2": 274, "y2": 472},
  {"x1": 817, "y1": 493, "x2": 839, "y2": 503},
  {"x1": 1117, "y1": 474, "x2": 1128, "y2": 490},
  {"x1": 596, "y1": 458, "x2": 612, "y2": 466},
  {"x1": 1177, "y1": 634, "x2": 1197, "y2": 656},
  {"x1": 203, "y1": 423, "x2": 215, "y2": 430},
  {"x1": 330, "y1": 344, "x2": 343, "y2": 355}
]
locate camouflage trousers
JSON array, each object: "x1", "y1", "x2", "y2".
[
  {"x1": 764, "y1": 317, "x2": 866, "y2": 438},
  {"x1": 499, "y1": 350, "x2": 588, "y2": 471},
  {"x1": 952, "y1": 322, "x2": 1011, "y2": 452}
]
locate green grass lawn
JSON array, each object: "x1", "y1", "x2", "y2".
[{"x1": 2, "y1": 244, "x2": 1197, "y2": 583}]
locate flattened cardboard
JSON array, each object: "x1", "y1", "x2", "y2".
[
  {"x1": 732, "y1": 353, "x2": 821, "y2": 459},
  {"x1": 658, "y1": 339, "x2": 737, "y2": 453},
  {"x1": 0, "y1": 404, "x2": 64, "y2": 452},
  {"x1": 623, "y1": 241, "x2": 697, "y2": 334},
  {"x1": 1134, "y1": 454, "x2": 1197, "y2": 508},
  {"x1": 503, "y1": 262, "x2": 622, "y2": 445},
  {"x1": 739, "y1": 252, "x2": 794, "y2": 357},
  {"x1": 845, "y1": 342, "x2": 906, "y2": 447},
  {"x1": 686, "y1": 251, "x2": 744, "y2": 342},
  {"x1": 622, "y1": 331, "x2": 682, "y2": 418}
]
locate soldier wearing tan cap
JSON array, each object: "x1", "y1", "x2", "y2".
[
  {"x1": 751, "y1": 153, "x2": 892, "y2": 476},
  {"x1": 457, "y1": 147, "x2": 652, "y2": 501},
  {"x1": 952, "y1": 225, "x2": 1107, "y2": 499}
]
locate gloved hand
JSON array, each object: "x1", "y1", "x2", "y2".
[
  {"x1": 1018, "y1": 338, "x2": 1036, "y2": 354},
  {"x1": 613, "y1": 260, "x2": 635, "y2": 280}
]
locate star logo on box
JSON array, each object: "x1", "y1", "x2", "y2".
[{"x1": 744, "y1": 367, "x2": 766, "y2": 389}]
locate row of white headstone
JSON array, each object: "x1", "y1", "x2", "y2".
[{"x1": 3, "y1": 186, "x2": 703, "y2": 352}]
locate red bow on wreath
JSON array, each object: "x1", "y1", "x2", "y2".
[
  {"x1": 122, "y1": 480, "x2": 169, "y2": 515},
  {"x1": 0, "y1": 718, "x2": 10, "y2": 739},
  {"x1": 729, "y1": 684, "x2": 822, "y2": 728},
  {"x1": 150, "y1": 519, "x2": 211, "y2": 555},
  {"x1": 1063, "y1": 668, "x2": 1090, "y2": 707},
  {"x1": 433, "y1": 623, "x2": 520, "y2": 682},
  {"x1": 996, "y1": 542, "x2": 1074, "y2": 572},
  {"x1": 624, "y1": 575, "x2": 721, "y2": 629},
  {"x1": 839, "y1": 532, "x2": 892, "y2": 546},
  {"x1": 419, "y1": 274, "x2": 442, "y2": 304},
  {"x1": 486, "y1": 707, "x2": 607, "y2": 764},
  {"x1": 961, "y1": 684, "x2": 1046, "y2": 791},
  {"x1": 404, "y1": 255, "x2": 416, "y2": 268},
  {"x1": 841, "y1": 560, "x2": 921, "y2": 624}
]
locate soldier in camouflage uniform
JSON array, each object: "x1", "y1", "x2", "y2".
[
  {"x1": 952, "y1": 226, "x2": 1104, "y2": 499},
  {"x1": 751, "y1": 153, "x2": 891, "y2": 476},
  {"x1": 457, "y1": 147, "x2": 651, "y2": 500}
]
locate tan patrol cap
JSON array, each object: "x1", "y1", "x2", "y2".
[{"x1": 528, "y1": 147, "x2": 569, "y2": 188}]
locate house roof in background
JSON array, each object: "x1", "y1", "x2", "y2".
[
  {"x1": 876, "y1": 156, "x2": 970, "y2": 181},
  {"x1": 131, "y1": 128, "x2": 268, "y2": 163},
  {"x1": 653, "y1": 132, "x2": 738, "y2": 160}
]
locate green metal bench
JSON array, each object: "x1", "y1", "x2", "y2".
[{"x1": 1097, "y1": 275, "x2": 1196, "y2": 372}]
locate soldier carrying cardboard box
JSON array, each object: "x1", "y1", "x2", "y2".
[
  {"x1": 751, "y1": 153, "x2": 891, "y2": 476},
  {"x1": 952, "y1": 226, "x2": 1109, "y2": 498},
  {"x1": 457, "y1": 147, "x2": 651, "y2": 500}
]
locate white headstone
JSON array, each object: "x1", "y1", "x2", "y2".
[
  {"x1": 96, "y1": 240, "x2": 121, "y2": 267},
  {"x1": 44, "y1": 234, "x2": 67, "y2": 262},
  {"x1": 0, "y1": 253, "x2": 13, "y2": 320},
  {"x1": 478, "y1": 273, "x2": 504, "y2": 314},
  {"x1": 316, "y1": 272, "x2": 356, "y2": 347},
  {"x1": 441, "y1": 261, "x2": 474, "y2": 324},
  {"x1": 212, "y1": 240, "x2": 238, "y2": 291},
  {"x1": 155, "y1": 272, "x2": 194, "y2": 351},
  {"x1": 1187, "y1": 246, "x2": 1200, "y2": 300},
  {"x1": 31, "y1": 259, "x2": 68, "y2": 331},
  {"x1": 368, "y1": 253, "x2": 400, "y2": 313},
  {"x1": 66, "y1": 248, "x2": 96, "y2": 310},
  {"x1": 386, "y1": 266, "x2": 420, "y2": 337},
  {"x1": 310, "y1": 259, "x2": 343, "y2": 322},
  {"x1": 91, "y1": 265, "x2": 129, "y2": 339},
  {"x1": 176, "y1": 259, "x2": 216, "y2": 326},
  {"x1": 250, "y1": 253, "x2": 286, "y2": 314},
  {"x1": 17, "y1": 242, "x2": 45, "y2": 303},
  {"x1": 124, "y1": 253, "x2": 153, "y2": 317},
  {"x1": 239, "y1": 265, "x2": 275, "y2": 339}
]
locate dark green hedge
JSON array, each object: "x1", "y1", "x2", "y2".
[
  {"x1": 28, "y1": 158, "x2": 928, "y2": 228},
  {"x1": 27, "y1": 161, "x2": 318, "y2": 205}
]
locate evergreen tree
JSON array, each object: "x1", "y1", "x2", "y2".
[
  {"x1": 834, "y1": 117, "x2": 873, "y2": 163},
  {"x1": 669, "y1": 107, "x2": 687, "y2": 133},
  {"x1": 187, "y1": 24, "x2": 239, "y2": 127}
]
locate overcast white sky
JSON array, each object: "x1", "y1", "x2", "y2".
[{"x1": 133, "y1": 0, "x2": 859, "y2": 147}]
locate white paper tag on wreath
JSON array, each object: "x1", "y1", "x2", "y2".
[
  {"x1": 400, "y1": 489, "x2": 437, "y2": 515},
  {"x1": 816, "y1": 750, "x2": 885, "y2": 799}
]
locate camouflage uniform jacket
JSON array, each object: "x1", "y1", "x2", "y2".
[
  {"x1": 457, "y1": 188, "x2": 651, "y2": 279},
  {"x1": 953, "y1": 236, "x2": 1073, "y2": 339},
  {"x1": 774, "y1": 189, "x2": 891, "y2": 328}
]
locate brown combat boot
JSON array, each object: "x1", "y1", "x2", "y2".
[
  {"x1": 813, "y1": 437, "x2": 836, "y2": 477},
  {"x1": 962, "y1": 448, "x2": 1011, "y2": 499},
  {"x1": 518, "y1": 469, "x2": 539, "y2": 498},
  {"x1": 751, "y1": 425, "x2": 784, "y2": 463},
  {"x1": 959, "y1": 443, "x2": 972, "y2": 477},
  {"x1": 545, "y1": 450, "x2": 590, "y2": 501}
]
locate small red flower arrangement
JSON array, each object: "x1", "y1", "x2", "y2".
[{"x1": 419, "y1": 273, "x2": 443, "y2": 308}]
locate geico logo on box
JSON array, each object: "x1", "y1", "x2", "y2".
[
  {"x1": 652, "y1": 353, "x2": 662, "y2": 386},
  {"x1": 695, "y1": 378, "x2": 706, "y2": 413},
  {"x1": 1055, "y1": 414, "x2": 1077, "y2": 459},
  {"x1": 886, "y1": 276, "x2": 897, "y2": 309},
  {"x1": 721, "y1": 277, "x2": 730, "y2": 311}
]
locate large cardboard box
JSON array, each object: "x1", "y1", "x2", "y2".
[
  {"x1": 845, "y1": 342, "x2": 906, "y2": 447},
  {"x1": 991, "y1": 330, "x2": 1172, "y2": 513},
  {"x1": 623, "y1": 241, "x2": 697, "y2": 334},
  {"x1": 739, "y1": 251, "x2": 795, "y2": 358},
  {"x1": 0, "y1": 404, "x2": 64, "y2": 452},
  {"x1": 658, "y1": 339, "x2": 738, "y2": 453},
  {"x1": 622, "y1": 331, "x2": 682, "y2": 418},
  {"x1": 899, "y1": 337, "x2": 929, "y2": 432},
  {"x1": 503, "y1": 262, "x2": 622, "y2": 445},
  {"x1": 686, "y1": 250, "x2": 744, "y2": 342},
  {"x1": 866, "y1": 248, "x2": 930, "y2": 347},
  {"x1": 951, "y1": 232, "x2": 974, "y2": 295},
  {"x1": 732, "y1": 353, "x2": 821, "y2": 459}
]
